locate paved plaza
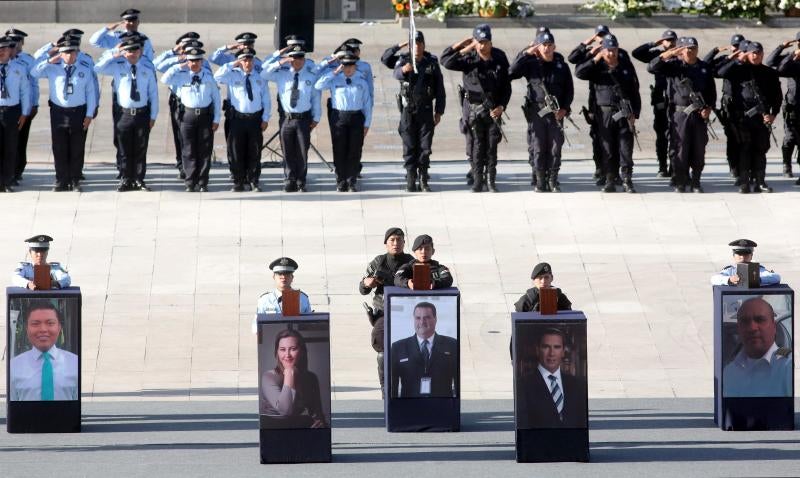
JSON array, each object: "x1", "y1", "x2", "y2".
[{"x1": 1, "y1": 22, "x2": 799, "y2": 477}]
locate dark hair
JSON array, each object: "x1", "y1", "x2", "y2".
[
  {"x1": 24, "y1": 300, "x2": 63, "y2": 326},
  {"x1": 273, "y1": 329, "x2": 309, "y2": 374},
  {"x1": 413, "y1": 301, "x2": 437, "y2": 318},
  {"x1": 537, "y1": 327, "x2": 565, "y2": 346}
]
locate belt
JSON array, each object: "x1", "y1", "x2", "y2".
[
  {"x1": 0, "y1": 103, "x2": 21, "y2": 112},
  {"x1": 332, "y1": 109, "x2": 363, "y2": 116},
  {"x1": 118, "y1": 106, "x2": 150, "y2": 116},
  {"x1": 285, "y1": 111, "x2": 311, "y2": 120},
  {"x1": 183, "y1": 105, "x2": 212, "y2": 116},
  {"x1": 232, "y1": 109, "x2": 263, "y2": 119},
  {"x1": 49, "y1": 101, "x2": 87, "y2": 112}
]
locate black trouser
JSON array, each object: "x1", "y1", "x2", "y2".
[
  {"x1": 223, "y1": 99, "x2": 233, "y2": 172},
  {"x1": 116, "y1": 107, "x2": 151, "y2": 183},
  {"x1": 330, "y1": 109, "x2": 365, "y2": 185},
  {"x1": 464, "y1": 102, "x2": 502, "y2": 183},
  {"x1": 50, "y1": 103, "x2": 87, "y2": 186},
  {"x1": 720, "y1": 98, "x2": 739, "y2": 174},
  {"x1": 782, "y1": 103, "x2": 799, "y2": 168},
  {"x1": 279, "y1": 111, "x2": 311, "y2": 183},
  {"x1": 588, "y1": 105, "x2": 604, "y2": 175},
  {"x1": 653, "y1": 104, "x2": 669, "y2": 171},
  {"x1": 399, "y1": 107, "x2": 435, "y2": 173},
  {"x1": 168, "y1": 93, "x2": 183, "y2": 170},
  {"x1": 527, "y1": 112, "x2": 564, "y2": 172},
  {"x1": 112, "y1": 92, "x2": 122, "y2": 170},
  {"x1": 0, "y1": 104, "x2": 21, "y2": 187},
  {"x1": 14, "y1": 105, "x2": 35, "y2": 179},
  {"x1": 597, "y1": 106, "x2": 634, "y2": 179},
  {"x1": 179, "y1": 106, "x2": 214, "y2": 187},
  {"x1": 671, "y1": 109, "x2": 708, "y2": 187},
  {"x1": 228, "y1": 110, "x2": 264, "y2": 186},
  {"x1": 371, "y1": 315, "x2": 385, "y2": 390},
  {"x1": 459, "y1": 116, "x2": 473, "y2": 172},
  {"x1": 733, "y1": 113, "x2": 770, "y2": 184}
]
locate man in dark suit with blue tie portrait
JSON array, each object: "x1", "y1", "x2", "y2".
[
  {"x1": 517, "y1": 327, "x2": 587, "y2": 428},
  {"x1": 390, "y1": 301, "x2": 458, "y2": 398}
]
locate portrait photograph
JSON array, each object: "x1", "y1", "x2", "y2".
[
  {"x1": 8, "y1": 297, "x2": 80, "y2": 402},
  {"x1": 514, "y1": 322, "x2": 588, "y2": 429},
  {"x1": 258, "y1": 320, "x2": 331, "y2": 430},
  {"x1": 721, "y1": 293, "x2": 794, "y2": 398},
  {"x1": 387, "y1": 294, "x2": 459, "y2": 399}
]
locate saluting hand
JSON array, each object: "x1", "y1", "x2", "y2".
[
  {"x1": 399, "y1": 40, "x2": 409, "y2": 49},
  {"x1": 582, "y1": 33, "x2": 598, "y2": 46},
  {"x1": 107, "y1": 20, "x2": 123, "y2": 31}
]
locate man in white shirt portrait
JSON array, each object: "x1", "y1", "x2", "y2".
[{"x1": 10, "y1": 301, "x2": 79, "y2": 401}]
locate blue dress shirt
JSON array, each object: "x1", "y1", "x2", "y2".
[
  {"x1": 314, "y1": 71, "x2": 372, "y2": 127},
  {"x1": 161, "y1": 65, "x2": 221, "y2": 123},
  {"x1": 213, "y1": 62, "x2": 271, "y2": 122},
  {"x1": 94, "y1": 55, "x2": 159, "y2": 120},
  {"x1": 89, "y1": 27, "x2": 155, "y2": 60},
  {"x1": 210, "y1": 47, "x2": 264, "y2": 72},
  {"x1": 0, "y1": 61, "x2": 32, "y2": 115},
  {"x1": 262, "y1": 61, "x2": 321, "y2": 122},
  {"x1": 317, "y1": 56, "x2": 374, "y2": 105},
  {"x1": 12, "y1": 52, "x2": 38, "y2": 107},
  {"x1": 31, "y1": 59, "x2": 97, "y2": 116}
]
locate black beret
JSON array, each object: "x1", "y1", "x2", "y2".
[
  {"x1": 269, "y1": 257, "x2": 298, "y2": 273},
  {"x1": 412, "y1": 234, "x2": 433, "y2": 251},
  {"x1": 661, "y1": 30, "x2": 678, "y2": 41},
  {"x1": 729, "y1": 238, "x2": 757, "y2": 254},
  {"x1": 414, "y1": 31, "x2": 425, "y2": 43},
  {"x1": 531, "y1": 262, "x2": 553, "y2": 279},
  {"x1": 730, "y1": 34, "x2": 745, "y2": 47},
  {"x1": 384, "y1": 227, "x2": 405, "y2": 243}
]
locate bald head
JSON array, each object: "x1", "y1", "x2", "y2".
[{"x1": 736, "y1": 297, "x2": 777, "y2": 359}]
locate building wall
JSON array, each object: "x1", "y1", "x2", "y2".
[{"x1": 1, "y1": 0, "x2": 394, "y2": 22}]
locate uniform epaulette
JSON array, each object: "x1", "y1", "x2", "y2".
[
  {"x1": 18, "y1": 261, "x2": 31, "y2": 267},
  {"x1": 775, "y1": 347, "x2": 792, "y2": 357},
  {"x1": 427, "y1": 54, "x2": 438, "y2": 61},
  {"x1": 723, "y1": 265, "x2": 734, "y2": 270},
  {"x1": 258, "y1": 291, "x2": 273, "y2": 299}
]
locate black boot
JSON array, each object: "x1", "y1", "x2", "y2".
[
  {"x1": 419, "y1": 169, "x2": 431, "y2": 192},
  {"x1": 471, "y1": 170, "x2": 484, "y2": 193},
  {"x1": 406, "y1": 169, "x2": 417, "y2": 192},
  {"x1": 488, "y1": 168, "x2": 498, "y2": 192},
  {"x1": 534, "y1": 170, "x2": 546, "y2": 192},
  {"x1": 755, "y1": 172, "x2": 773, "y2": 193},
  {"x1": 690, "y1": 175, "x2": 704, "y2": 193},
  {"x1": 548, "y1": 169, "x2": 561, "y2": 192},
  {"x1": 782, "y1": 145, "x2": 794, "y2": 178},
  {"x1": 602, "y1": 174, "x2": 616, "y2": 193},
  {"x1": 623, "y1": 175, "x2": 636, "y2": 193}
]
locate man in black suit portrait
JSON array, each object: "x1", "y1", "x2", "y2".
[
  {"x1": 390, "y1": 301, "x2": 458, "y2": 398},
  {"x1": 517, "y1": 327, "x2": 587, "y2": 428}
]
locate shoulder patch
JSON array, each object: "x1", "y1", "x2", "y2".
[{"x1": 776, "y1": 347, "x2": 792, "y2": 357}]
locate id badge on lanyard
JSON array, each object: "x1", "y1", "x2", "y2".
[
  {"x1": 420, "y1": 377, "x2": 432, "y2": 395},
  {"x1": 66, "y1": 83, "x2": 74, "y2": 96}
]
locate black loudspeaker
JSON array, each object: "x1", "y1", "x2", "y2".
[{"x1": 274, "y1": 0, "x2": 316, "y2": 52}]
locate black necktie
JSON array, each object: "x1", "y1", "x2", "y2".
[
  {"x1": 0, "y1": 64, "x2": 8, "y2": 99},
  {"x1": 290, "y1": 72, "x2": 299, "y2": 108},
  {"x1": 130, "y1": 64, "x2": 140, "y2": 102},
  {"x1": 64, "y1": 65, "x2": 74, "y2": 96},
  {"x1": 421, "y1": 339, "x2": 430, "y2": 372},
  {"x1": 245, "y1": 73, "x2": 253, "y2": 101},
  {"x1": 191, "y1": 74, "x2": 201, "y2": 86}
]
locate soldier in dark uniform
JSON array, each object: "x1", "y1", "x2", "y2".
[
  {"x1": 510, "y1": 30, "x2": 573, "y2": 192},
  {"x1": 514, "y1": 262, "x2": 572, "y2": 313},
  {"x1": 705, "y1": 34, "x2": 745, "y2": 180},
  {"x1": 441, "y1": 24, "x2": 511, "y2": 193},
  {"x1": 766, "y1": 32, "x2": 800, "y2": 179},
  {"x1": 394, "y1": 234, "x2": 453, "y2": 289},
  {"x1": 391, "y1": 31, "x2": 446, "y2": 192},
  {"x1": 575, "y1": 35, "x2": 641, "y2": 193},
  {"x1": 632, "y1": 30, "x2": 677, "y2": 178},
  {"x1": 359, "y1": 227, "x2": 414, "y2": 395},
  {"x1": 568, "y1": 25, "x2": 614, "y2": 184},
  {"x1": 649, "y1": 37, "x2": 716, "y2": 193},
  {"x1": 718, "y1": 41, "x2": 782, "y2": 194}
]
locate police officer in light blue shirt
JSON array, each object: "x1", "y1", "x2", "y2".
[
  {"x1": 710, "y1": 239, "x2": 781, "y2": 286},
  {"x1": 89, "y1": 8, "x2": 155, "y2": 60},
  {"x1": 723, "y1": 296, "x2": 792, "y2": 397},
  {"x1": 162, "y1": 47, "x2": 221, "y2": 192},
  {"x1": 5, "y1": 29, "x2": 38, "y2": 185},
  {"x1": 262, "y1": 45, "x2": 321, "y2": 192},
  {"x1": 154, "y1": 34, "x2": 204, "y2": 179},
  {"x1": 32, "y1": 39, "x2": 97, "y2": 192},
  {"x1": 11, "y1": 235, "x2": 71, "y2": 289},
  {"x1": 254, "y1": 257, "x2": 313, "y2": 333},
  {"x1": 0, "y1": 36, "x2": 31, "y2": 192},
  {"x1": 214, "y1": 48, "x2": 271, "y2": 192},
  {"x1": 315, "y1": 51, "x2": 372, "y2": 192},
  {"x1": 95, "y1": 38, "x2": 159, "y2": 192}
]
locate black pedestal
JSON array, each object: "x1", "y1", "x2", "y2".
[
  {"x1": 384, "y1": 287, "x2": 461, "y2": 432},
  {"x1": 6, "y1": 287, "x2": 82, "y2": 434},
  {"x1": 260, "y1": 428, "x2": 332, "y2": 463},
  {"x1": 713, "y1": 285, "x2": 795, "y2": 431},
  {"x1": 512, "y1": 311, "x2": 589, "y2": 462}
]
